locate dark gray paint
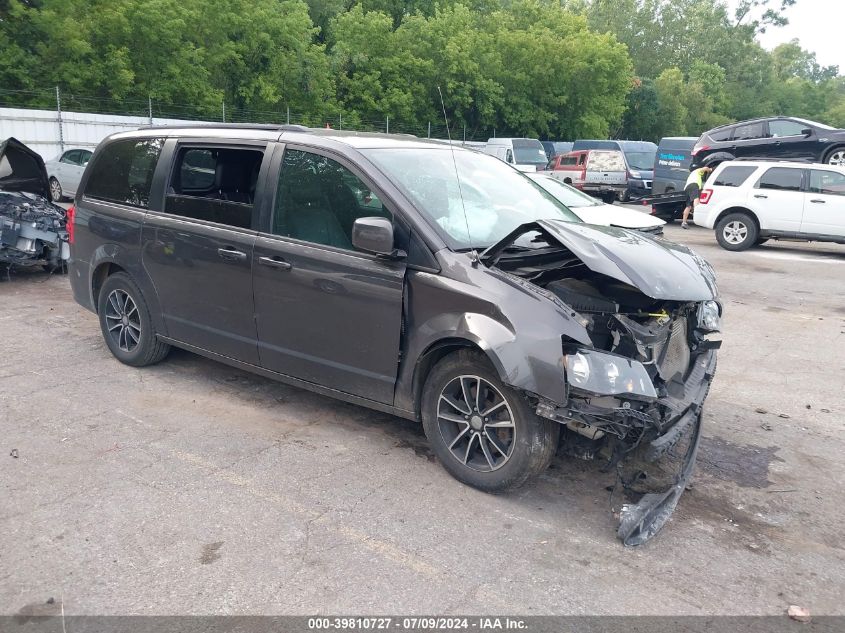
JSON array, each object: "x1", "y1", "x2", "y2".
[
  {"x1": 70, "y1": 124, "x2": 715, "y2": 420},
  {"x1": 482, "y1": 220, "x2": 719, "y2": 301}
]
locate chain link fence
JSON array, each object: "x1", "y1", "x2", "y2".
[{"x1": 0, "y1": 86, "x2": 496, "y2": 154}]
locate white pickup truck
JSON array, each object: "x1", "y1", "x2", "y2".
[{"x1": 544, "y1": 149, "x2": 628, "y2": 203}]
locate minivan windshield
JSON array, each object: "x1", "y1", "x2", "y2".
[
  {"x1": 362, "y1": 147, "x2": 580, "y2": 249},
  {"x1": 512, "y1": 139, "x2": 548, "y2": 165},
  {"x1": 624, "y1": 151, "x2": 657, "y2": 171}
]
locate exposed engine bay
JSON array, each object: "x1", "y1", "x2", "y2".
[
  {"x1": 482, "y1": 220, "x2": 721, "y2": 546},
  {"x1": 1, "y1": 191, "x2": 69, "y2": 270},
  {"x1": 0, "y1": 138, "x2": 69, "y2": 272}
]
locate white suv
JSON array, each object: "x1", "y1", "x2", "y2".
[{"x1": 693, "y1": 160, "x2": 845, "y2": 251}]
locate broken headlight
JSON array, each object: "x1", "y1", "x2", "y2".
[
  {"x1": 696, "y1": 300, "x2": 722, "y2": 332},
  {"x1": 564, "y1": 349, "x2": 657, "y2": 399}
]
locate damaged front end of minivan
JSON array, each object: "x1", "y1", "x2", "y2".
[
  {"x1": 0, "y1": 138, "x2": 69, "y2": 273},
  {"x1": 482, "y1": 220, "x2": 721, "y2": 546}
]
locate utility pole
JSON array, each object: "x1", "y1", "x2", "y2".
[
  {"x1": 427, "y1": 122, "x2": 431, "y2": 138},
  {"x1": 148, "y1": 96, "x2": 153, "y2": 125},
  {"x1": 55, "y1": 86, "x2": 64, "y2": 153},
  {"x1": 386, "y1": 115, "x2": 389, "y2": 134},
  {"x1": 222, "y1": 100, "x2": 226, "y2": 123},
  {"x1": 339, "y1": 112, "x2": 343, "y2": 130},
  {"x1": 287, "y1": 106, "x2": 290, "y2": 125}
]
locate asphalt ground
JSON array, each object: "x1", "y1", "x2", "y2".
[{"x1": 1, "y1": 219, "x2": 844, "y2": 615}]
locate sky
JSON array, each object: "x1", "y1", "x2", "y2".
[{"x1": 742, "y1": 0, "x2": 845, "y2": 70}]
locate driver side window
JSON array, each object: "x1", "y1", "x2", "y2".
[
  {"x1": 769, "y1": 120, "x2": 806, "y2": 138},
  {"x1": 272, "y1": 149, "x2": 391, "y2": 252}
]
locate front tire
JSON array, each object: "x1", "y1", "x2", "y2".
[
  {"x1": 715, "y1": 212, "x2": 758, "y2": 251},
  {"x1": 421, "y1": 350, "x2": 559, "y2": 493},
  {"x1": 97, "y1": 272, "x2": 170, "y2": 366},
  {"x1": 49, "y1": 177, "x2": 64, "y2": 202}
]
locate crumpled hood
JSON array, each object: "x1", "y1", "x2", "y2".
[
  {"x1": 482, "y1": 220, "x2": 718, "y2": 301},
  {"x1": 0, "y1": 138, "x2": 50, "y2": 199}
]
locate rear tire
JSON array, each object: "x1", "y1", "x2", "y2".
[
  {"x1": 602, "y1": 192, "x2": 616, "y2": 204},
  {"x1": 825, "y1": 147, "x2": 845, "y2": 166},
  {"x1": 49, "y1": 177, "x2": 63, "y2": 202},
  {"x1": 97, "y1": 272, "x2": 170, "y2": 367},
  {"x1": 715, "y1": 212, "x2": 758, "y2": 251},
  {"x1": 421, "y1": 349, "x2": 559, "y2": 493}
]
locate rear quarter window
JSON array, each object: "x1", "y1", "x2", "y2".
[
  {"x1": 757, "y1": 167, "x2": 803, "y2": 192},
  {"x1": 713, "y1": 166, "x2": 758, "y2": 187},
  {"x1": 84, "y1": 138, "x2": 163, "y2": 208},
  {"x1": 709, "y1": 128, "x2": 733, "y2": 142}
]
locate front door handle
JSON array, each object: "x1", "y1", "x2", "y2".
[
  {"x1": 754, "y1": 194, "x2": 768, "y2": 199},
  {"x1": 810, "y1": 199, "x2": 826, "y2": 203},
  {"x1": 258, "y1": 256, "x2": 292, "y2": 271},
  {"x1": 217, "y1": 247, "x2": 247, "y2": 262}
]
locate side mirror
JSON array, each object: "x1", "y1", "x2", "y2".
[
  {"x1": 352, "y1": 217, "x2": 402, "y2": 257},
  {"x1": 802, "y1": 128, "x2": 813, "y2": 137}
]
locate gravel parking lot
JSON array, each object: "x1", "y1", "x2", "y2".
[{"x1": 1, "y1": 222, "x2": 844, "y2": 616}]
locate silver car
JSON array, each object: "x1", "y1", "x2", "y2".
[{"x1": 45, "y1": 148, "x2": 93, "y2": 201}]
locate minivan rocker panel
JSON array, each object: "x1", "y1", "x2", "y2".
[{"x1": 69, "y1": 127, "x2": 721, "y2": 547}]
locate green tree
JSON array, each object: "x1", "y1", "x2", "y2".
[{"x1": 653, "y1": 67, "x2": 688, "y2": 137}]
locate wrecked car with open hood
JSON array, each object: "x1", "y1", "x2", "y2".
[
  {"x1": 69, "y1": 127, "x2": 719, "y2": 546},
  {"x1": 0, "y1": 138, "x2": 69, "y2": 272}
]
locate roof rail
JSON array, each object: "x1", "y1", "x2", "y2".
[
  {"x1": 141, "y1": 122, "x2": 315, "y2": 132},
  {"x1": 732, "y1": 157, "x2": 813, "y2": 163}
]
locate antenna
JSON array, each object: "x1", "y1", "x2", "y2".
[{"x1": 437, "y1": 86, "x2": 478, "y2": 265}]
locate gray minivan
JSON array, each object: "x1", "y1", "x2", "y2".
[
  {"x1": 653, "y1": 137, "x2": 697, "y2": 194},
  {"x1": 68, "y1": 125, "x2": 721, "y2": 545}
]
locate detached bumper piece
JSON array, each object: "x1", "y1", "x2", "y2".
[
  {"x1": 615, "y1": 350, "x2": 716, "y2": 546},
  {"x1": 616, "y1": 408, "x2": 702, "y2": 546}
]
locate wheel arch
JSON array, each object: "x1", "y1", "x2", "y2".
[
  {"x1": 411, "y1": 337, "x2": 506, "y2": 422},
  {"x1": 88, "y1": 247, "x2": 167, "y2": 335},
  {"x1": 714, "y1": 206, "x2": 761, "y2": 232},
  {"x1": 91, "y1": 261, "x2": 128, "y2": 307},
  {"x1": 823, "y1": 144, "x2": 845, "y2": 164}
]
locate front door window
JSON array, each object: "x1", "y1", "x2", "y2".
[{"x1": 272, "y1": 149, "x2": 392, "y2": 251}]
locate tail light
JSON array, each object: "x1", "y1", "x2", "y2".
[
  {"x1": 699, "y1": 189, "x2": 713, "y2": 204},
  {"x1": 66, "y1": 204, "x2": 75, "y2": 243},
  {"x1": 691, "y1": 145, "x2": 710, "y2": 156}
]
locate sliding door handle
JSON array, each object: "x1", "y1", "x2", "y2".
[{"x1": 258, "y1": 256, "x2": 292, "y2": 271}]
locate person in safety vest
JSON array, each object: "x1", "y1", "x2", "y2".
[{"x1": 681, "y1": 165, "x2": 713, "y2": 229}]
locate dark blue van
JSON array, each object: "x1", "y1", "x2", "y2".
[
  {"x1": 540, "y1": 141, "x2": 574, "y2": 162},
  {"x1": 571, "y1": 140, "x2": 657, "y2": 200},
  {"x1": 653, "y1": 137, "x2": 697, "y2": 194}
]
